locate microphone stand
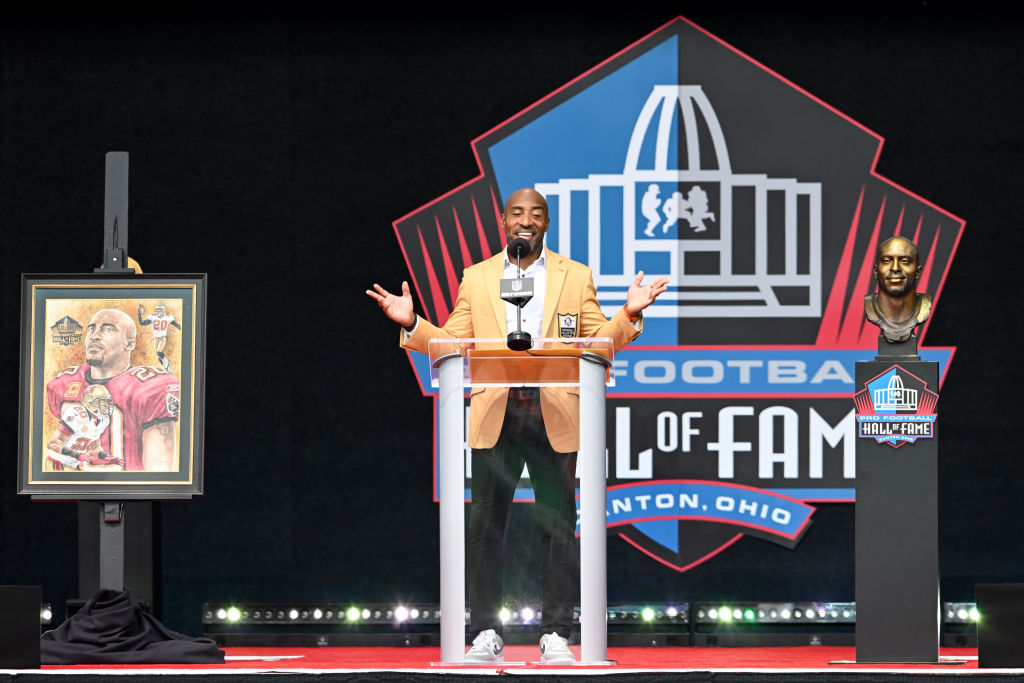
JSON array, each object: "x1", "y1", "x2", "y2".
[{"x1": 507, "y1": 247, "x2": 531, "y2": 351}]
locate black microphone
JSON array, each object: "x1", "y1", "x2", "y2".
[
  {"x1": 500, "y1": 238, "x2": 535, "y2": 351},
  {"x1": 508, "y1": 237, "x2": 531, "y2": 260}
]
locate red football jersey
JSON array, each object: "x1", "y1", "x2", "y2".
[{"x1": 47, "y1": 364, "x2": 180, "y2": 471}]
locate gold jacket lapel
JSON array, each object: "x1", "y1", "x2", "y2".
[
  {"x1": 484, "y1": 252, "x2": 507, "y2": 337},
  {"x1": 543, "y1": 249, "x2": 568, "y2": 338}
]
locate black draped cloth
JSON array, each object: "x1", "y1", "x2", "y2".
[{"x1": 41, "y1": 589, "x2": 225, "y2": 664}]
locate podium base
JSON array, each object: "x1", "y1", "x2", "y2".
[{"x1": 506, "y1": 331, "x2": 531, "y2": 351}]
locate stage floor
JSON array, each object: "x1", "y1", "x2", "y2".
[{"x1": 5, "y1": 645, "x2": 1024, "y2": 681}]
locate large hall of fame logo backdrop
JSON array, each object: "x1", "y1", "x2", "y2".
[{"x1": 393, "y1": 17, "x2": 964, "y2": 572}]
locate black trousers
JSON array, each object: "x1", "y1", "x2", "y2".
[{"x1": 466, "y1": 387, "x2": 579, "y2": 639}]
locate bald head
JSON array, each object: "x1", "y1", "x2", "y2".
[
  {"x1": 504, "y1": 188, "x2": 548, "y2": 216},
  {"x1": 876, "y1": 236, "x2": 919, "y2": 262}
]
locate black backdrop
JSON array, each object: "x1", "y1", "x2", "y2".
[{"x1": 2, "y1": 4, "x2": 1022, "y2": 636}]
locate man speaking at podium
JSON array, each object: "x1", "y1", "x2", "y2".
[{"x1": 368, "y1": 188, "x2": 668, "y2": 663}]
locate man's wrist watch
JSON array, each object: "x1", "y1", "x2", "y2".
[{"x1": 625, "y1": 308, "x2": 641, "y2": 323}]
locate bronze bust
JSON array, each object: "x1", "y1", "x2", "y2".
[{"x1": 864, "y1": 236, "x2": 932, "y2": 343}]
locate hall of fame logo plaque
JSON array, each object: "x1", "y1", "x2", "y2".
[{"x1": 854, "y1": 366, "x2": 938, "y2": 448}]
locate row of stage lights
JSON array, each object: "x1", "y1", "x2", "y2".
[
  {"x1": 204, "y1": 605, "x2": 439, "y2": 625},
  {"x1": 693, "y1": 602, "x2": 980, "y2": 624},
  {"x1": 693, "y1": 602, "x2": 857, "y2": 624},
  {"x1": 202, "y1": 603, "x2": 689, "y2": 626},
  {"x1": 202, "y1": 601, "x2": 980, "y2": 627}
]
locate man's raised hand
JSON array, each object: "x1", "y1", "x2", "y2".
[
  {"x1": 624, "y1": 271, "x2": 670, "y2": 316},
  {"x1": 366, "y1": 281, "x2": 416, "y2": 327}
]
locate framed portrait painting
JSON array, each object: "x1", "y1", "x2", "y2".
[{"x1": 18, "y1": 273, "x2": 207, "y2": 499}]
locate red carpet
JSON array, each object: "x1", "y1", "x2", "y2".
[{"x1": 33, "y1": 645, "x2": 988, "y2": 671}]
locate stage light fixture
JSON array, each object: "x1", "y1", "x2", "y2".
[
  {"x1": 41, "y1": 604, "x2": 53, "y2": 626},
  {"x1": 204, "y1": 602, "x2": 444, "y2": 626},
  {"x1": 942, "y1": 602, "x2": 978, "y2": 623},
  {"x1": 691, "y1": 602, "x2": 857, "y2": 647},
  {"x1": 603, "y1": 604, "x2": 690, "y2": 647},
  {"x1": 941, "y1": 602, "x2": 980, "y2": 647},
  {"x1": 693, "y1": 602, "x2": 857, "y2": 625},
  {"x1": 520, "y1": 607, "x2": 535, "y2": 623}
]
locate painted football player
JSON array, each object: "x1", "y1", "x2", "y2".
[
  {"x1": 46, "y1": 308, "x2": 180, "y2": 472},
  {"x1": 45, "y1": 384, "x2": 125, "y2": 470},
  {"x1": 136, "y1": 301, "x2": 181, "y2": 373}
]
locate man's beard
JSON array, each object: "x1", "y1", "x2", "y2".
[
  {"x1": 86, "y1": 357, "x2": 102, "y2": 367},
  {"x1": 879, "y1": 279, "x2": 913, "y2": 298}
]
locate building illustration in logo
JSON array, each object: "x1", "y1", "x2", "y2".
[
  {"x1": 392, "y1": 17, "x2": 964, "y2": 572},
  {"x1": 50, "y1": 316, "x2": 83, "y2": 346},
  {"x1": 873, "y1": 374, "x2": 917, "y2": 412},
  {"x1": 537, "y1": 85, "x2": 821, "y2": 319}
]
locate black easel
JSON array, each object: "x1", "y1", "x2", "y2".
[{"x1": 74, "y1": 152, "x2": 155, "y2": 617}]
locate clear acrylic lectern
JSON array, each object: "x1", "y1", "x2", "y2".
[{"x1": 427, "y1": 337, "x2": 614, "y2": 665}]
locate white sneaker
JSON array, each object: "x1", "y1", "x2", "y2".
[
  {"x1": 539, "y1": 632, "x2": 575, "y2": 664},
  {"x1": 465, "y1": 629, "x2": 504, "y2": 663}
]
